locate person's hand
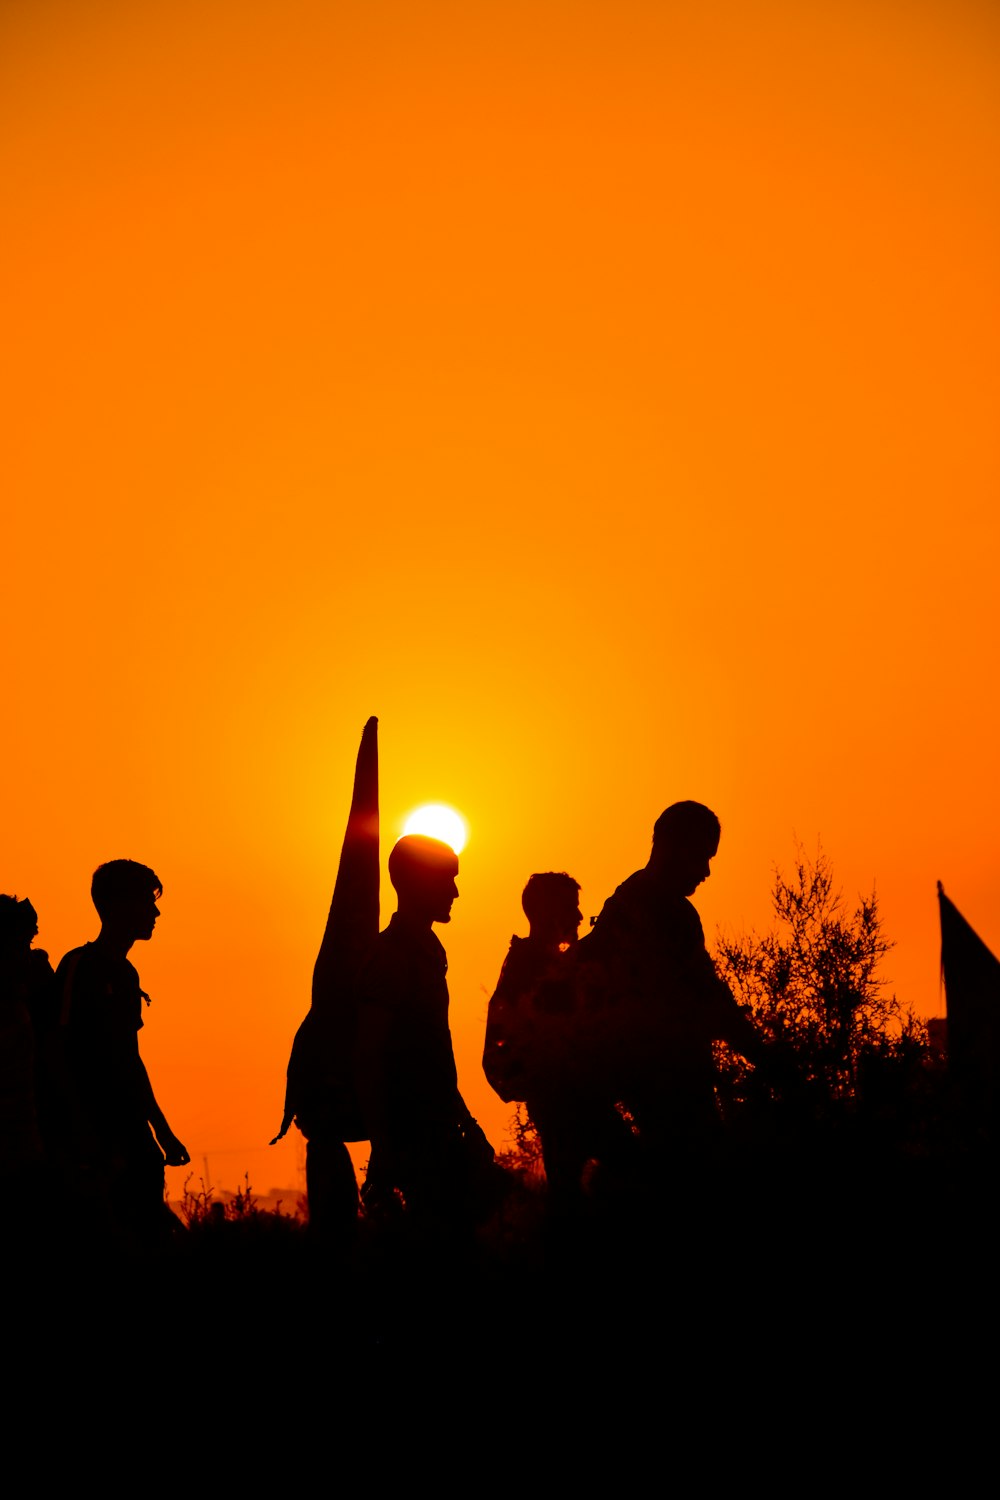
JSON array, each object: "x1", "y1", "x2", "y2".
[
  {"x1": 158, "y1": 1130, "x2": 191, "y2": 1167},
  {"x1": 462, "y1": 1116, "x2": 495, "y2": 1167}
]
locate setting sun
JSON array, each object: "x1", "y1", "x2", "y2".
[{"x1": 401, "y1": 804, "x2": 468, "y2": 855}]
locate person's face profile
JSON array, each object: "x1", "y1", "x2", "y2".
[
  {"x1": 658, "y1": 833, "x2": 718, "y2": 896},
  {"x1": 125, "y1": 890, "x2": 160, "y2": 941},
  {"x1": 391, "y1": 839, "x2": 460, "y2": 922},
  {"x1": 428, "y1": 862, "x2": 459, "y2": 923},
  {"x1": 677, "y1": 836, "x2": 718, "y2": 895},
  {"x1": 558, "y1": 893, "x2": 583, "y2": 945}
]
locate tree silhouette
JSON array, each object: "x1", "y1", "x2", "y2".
[{"x1": 715, "y1": 847, "x2": 925, "y2": 1115}]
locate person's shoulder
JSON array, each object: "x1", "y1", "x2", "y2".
[
  {"x1": 497, "y1": 933, "x2": 545, "y2": 987},
  {"x1": 57, "y1": 944, "x2": 142, "y2": 1001},
  {"x1": 591, "y1": 869, "x2": 650, "y2": 929},
  {"x1": 53, "y1": 943, "x2": 107, "y2": 1029},
  {"x1": 361, "y1": 919, "x2": 412, "y2": 994},
  {"x1": 499, "y1": 933, "x2": 528, "y2": 966},
  {"x1": 54, "y1": 943, "x2": 89, "y2": 974},
  {"x1": 53, "y1": 943, "x2": 98, "y2": 989},
  {"x1": 608, "y1": 869, "x2": 650, "y2": 906},
  {"x1": 370, "y1": 916, "x2": 411, "y2": 959}
]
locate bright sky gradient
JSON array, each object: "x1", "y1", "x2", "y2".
[{"x1": 4, "y1": 0, "x2": 998, "y2": 1197}]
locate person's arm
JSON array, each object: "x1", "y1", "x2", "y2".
[
  {"x1": 713, "y1": 979, "x2": 766, "y2": 1064},
  {"x1": 456, "y1": 1091, "x2": 495, "y2": 1163},
  {"x1": 672, "y1": 907, "x2": 767, "y2": 1065},
  {"x1": 133, "y1": 1054, "x2": 190, "y2": 1165}
]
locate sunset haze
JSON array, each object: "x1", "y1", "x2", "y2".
[{"x1": 3, "y1": 0, "x2": 998, "y2": 1197}]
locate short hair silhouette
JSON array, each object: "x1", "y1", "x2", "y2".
[
  {"x1": 0, "y1": 894, "x2": 38, "y2": 948},
  {"x1": 652, "y1": 802, "x2": 720, "y2": 849},
  {"x1": 387, "y1": 835, "x2": 457, "y2": 894},
  {"x1": 521, "y1": 872, "x2": 580, "y2": 925},
  {"x1": 91, "y1": 859, "x2": 162, "y2": 918}
]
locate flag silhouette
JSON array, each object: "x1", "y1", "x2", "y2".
[
  {"x1": 272, "y1": 716, "x2": 379, "y2": 1144},
  {"x1": 938, "y1": 881, "x2": 1000, "y2": 1130}
]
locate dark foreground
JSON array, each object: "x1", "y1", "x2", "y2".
[{"x1": 7, "y1": 1148, "x2": 995, "y2": 1388}]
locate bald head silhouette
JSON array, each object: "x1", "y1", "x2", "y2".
[
  {"x1": 388, "y1": 835, "x2": 459, "y2": 926},
  {"x1": 648, "y1": 801, "x2": 721, "y2": 898}
]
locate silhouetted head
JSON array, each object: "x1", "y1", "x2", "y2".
[
  {"x1": 649, "y1": 802, "x2": 721, "y2": 897},
  {"x1": 388, "y1": 835, "x2": 459, "y2": 925},
  {"x1": 521, "y1": 872, "x2": 582, "y2": 946},
  {"x1": 0, "y1": 895, "x2": 38, "y2": 954},
  {"x1": 91, "y1": 859, "x2": 162, "y2": 943}
]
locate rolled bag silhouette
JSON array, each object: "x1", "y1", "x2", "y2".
[{"x1": 272, "y1": 716, "x2": 379, "y2": 1146}]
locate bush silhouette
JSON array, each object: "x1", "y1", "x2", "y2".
[{"x1": 714, "y1": 846, "x2": 928, "y2": 1141}]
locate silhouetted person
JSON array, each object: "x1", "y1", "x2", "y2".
[
  {"x1": 0, "y1": 897, "x2": 56, "y2": 1033},
  {"x1": 0, "y1": 895, "x2": 49, "y2": 1188},
  {"x1": 52, "y1": 860, "x2": 189, "y2": 1246},
  {"x1": 583, "y1": 802, "x2": 762, "y2": 1177},
  {"x1": 357, "y1": 835, "x2": 494, "y2": 1249},
  {"x1": 484, "y1": 872, "x2": 630, "y2": 1212},
  {"x1": 483, "y1": 873, "x2": 582, "y2": 1104}
]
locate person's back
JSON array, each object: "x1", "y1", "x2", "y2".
[
  {"x1": 586, "y1": 869, "x2": 719, "y2": 1117},
  {"x1": 55, "y1": 941, "x2": 154, "y2": 1163},
  {"x1": 362, "y1": 909, "x2": 459, "y2": 1144},
  {"x1": 484, "y1": 873, "x2": 631, "y2": 1213},
  {"x1": 483, "y1": 873, "x2": 582, "y2": 1103},
  {"x1": 584, "y1": 803, "x2": 761, "y2": 1153},
  {"x1": 357, "y1": 835, "x2": 494, "y2": 1239},
  {"x1": 54, "y1": 859, "x2": 189, "y2": 1246}
]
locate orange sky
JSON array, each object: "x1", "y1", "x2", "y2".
[{"x1": 3, "y1": 0, "x2": 998, "y2": 1198}]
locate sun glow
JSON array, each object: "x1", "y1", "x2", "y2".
[{"x1": 401, "y1": 803, "x2": 468, "y2": 855}]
